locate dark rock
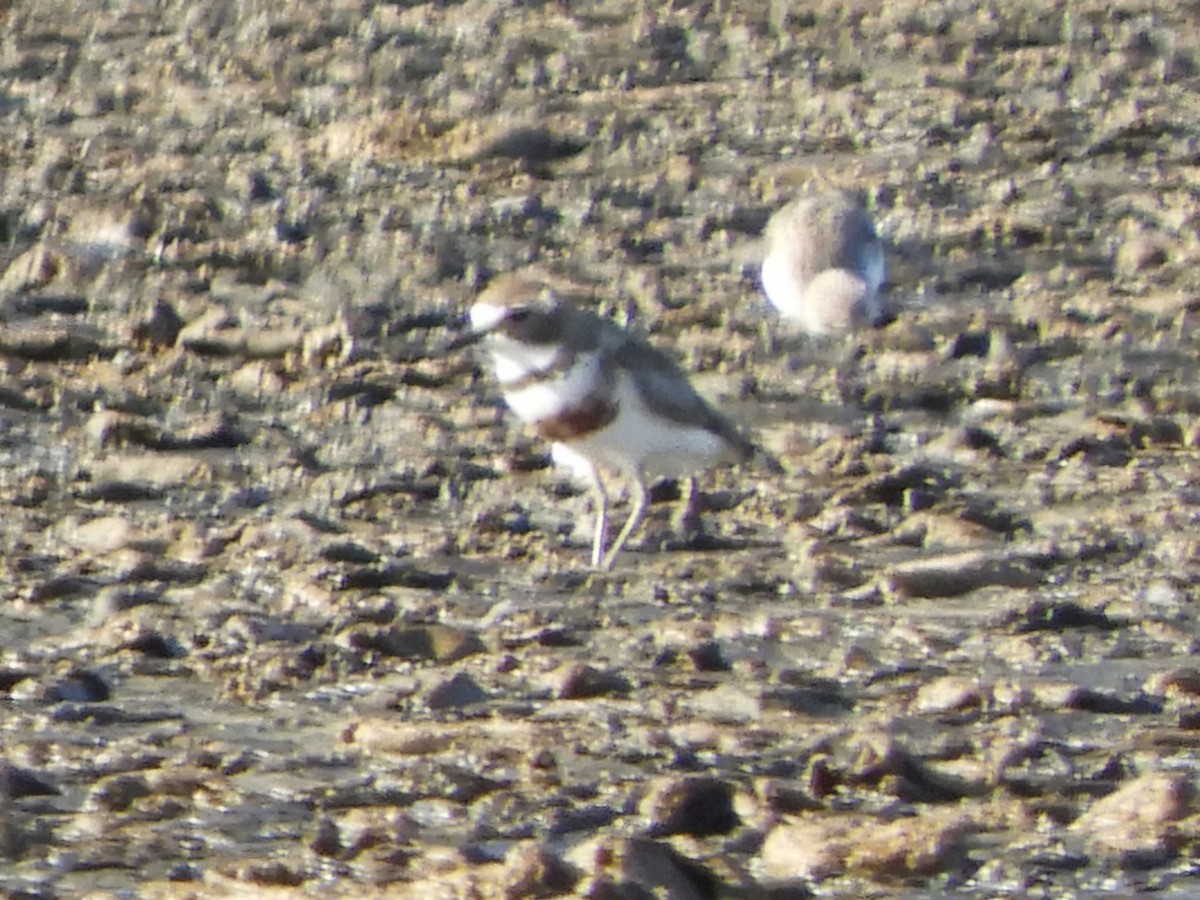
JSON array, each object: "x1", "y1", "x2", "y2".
[
  {"x1": 645, "y1": 777, "x2": 740, "y2": 838},
  {"x1": 0, "y1": 762, "x2": 59, "y2": 799}
]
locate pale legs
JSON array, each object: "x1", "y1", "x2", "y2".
[
  {"x1": 602, "y1": 467, "x2": 649, "y2": 570},
  {"x1": 581, "y1": 464, "x2": 651, "y2": 570},
  {"x1": 584, "y1": 465, "x2": 609, "y2": 569}
]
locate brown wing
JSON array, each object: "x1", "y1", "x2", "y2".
[
  {"x1": 596, "y1": 317, "x2": 755, "y2": 463},
  {"x1": 769, "y1": 192, "x2": 880, "y2": 285}
]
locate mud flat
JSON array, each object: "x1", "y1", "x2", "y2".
[{"x1": 3, "y1": 0, "x2": 1200, "y2": 897}]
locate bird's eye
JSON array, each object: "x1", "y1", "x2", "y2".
[{"x1": 507, "y1": 308, "x2": 531, "y2": 324}]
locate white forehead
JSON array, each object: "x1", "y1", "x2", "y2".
[{"x1": 469, "y1": 302, "x2": 508, "y2": 331}]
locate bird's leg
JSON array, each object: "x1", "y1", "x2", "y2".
[
  {"x1": 833, "y1": 340, "x2": 866, "y2": 407},
  {"x1": 672, "y1": 476, "x2": 702, "y2": 544},
  {"x1": 587, "y1": 467, "x2": 609, "y2": 569},
  {"x1": 602, "y1": 467, "x2": 648, "y2": 570},
  {"x1": 760, "y1": 317, "x2": 778, "y2": 356}
]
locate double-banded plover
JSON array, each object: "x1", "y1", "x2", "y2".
[{"x1": 460, "y1": 273, "x2": 763, "y2": 569}]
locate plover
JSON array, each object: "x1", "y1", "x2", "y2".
[
  {"x1": 460, "y1": 272, "x2": 759, "y2": 570},
  {"x1": 760, "y1": 191, "x2": 886, "y2": 334}
]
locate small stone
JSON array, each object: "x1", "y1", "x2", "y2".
[
  {"x1": 548, "y1": 804, "x2": 620, "y2": 836},
  {"x1": 756, "y1": 779, "x2": 822, "y2": 816},
  {"x1": 1143, "y1": 579, "x2": 1186, "y2": 609},
  {"x1": 59, "y1": 515, "x2": 136, "y2": 555},
  {"x1": 686, "y1": 640, "x2": 730, "y2": 672},
  {"x1": 130, "y1": 298, "x2": 185, "y2": 350},
  {"x1": 1010, "y1": 600, "x2": 1116, "y2": 633},
  {"x1": 1070, "y1": 772, "x2": 1194, "y2": 863},
  {"x1": 468, "y1": 123, "x2": 585, "y2": 165},
  {"x1": 884, "y1": 551, "x2": 1040, "y2": 599},
  {"x1": 0, "y1": 320, "x2": 106, "y2": 360},
  {"x1": 228, "y1": 360, "x2": 287, "y2": 395},
  {"x1": 343, "y1": 719, "x2": 455, "y2": 756},
  {"x1": 760, "y1": 812, "x2": 968, "y2": 880},
  {"x1": 643, "y1": 776, "x2": 741, "y2": 837},
  {"x1": 310, "y1": 816, "x2": 342, "y2": 858},
  {"x1": 502, "y1": 842, "x2": 580, "y2": 898},
  {"x1": 219, "y1": 859, "x2": 305, "y2": 887},
  {"x1": 1146, "y1": 668, "x2": 1200, "y2": 700},
  {"x1": 844, "y1": 812, "x2": 970, "y2": 877},
  {"x1": 0, "y1": 761, "x2": 60, "y2": 799},
  {"x1": 550, "y1": 663, "x2": 632, "y2": 700},
  {"x1": 1029, "y1": 681, "x2": 1152, "y2": 714},
  {"x1": 0, "y1": 243, "x2": 60, "y2": 292},
  {"x1": 339, "y1": 625, "x2": 484, "y2": 662},
  {"x1": 44, "y1": 668, "x2": 111, "y2": 703},
  {"x1": 912, "y1": 675, "x2": 985, "y2": 715},
  {"x1": 759, "y1": 816, "x2": 859, "y2": 880},
  {"x1": 679, "y1": 683, "x2": 762, "y2": 723},
  {"x1": 0, "y1": 816, "x2": 41, "y2": 861},
  {"x1": 763, "y1": 679, "x2": 852, "y2": 716},
  {"x1": 425, "y1": 672, "x2": 488, "y2": 710},
  {"x1": 87, "y1": 773, "x2": 152, "y2": 812},
  {"x1": 89, "y1": 452, "x2": 206, "y2": 486},
  {"x1": 1115, "y1": 231, "x2": 1168, "y2": 277},
  {"x1": 566, "y1": 836, "x2": 719, "y2": 900},
  {"x1": 176, "y1": 306, "x2": 236, "y2": 350},
  {"x1": 90, "y1": 585, "x2": 169, "y2": 628}
]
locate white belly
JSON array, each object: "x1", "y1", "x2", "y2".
[
  {"x1": 761, "y1": 252, "x2": 884, "y2": 334},
  {"x1": 761, "y1": 252, "x2": 805, "y2": 320},
  {"x1": 550, "y1": 372, "x2": 730, "y2": 481}
]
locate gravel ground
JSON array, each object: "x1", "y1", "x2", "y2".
[{"x1": 4, "y1": 0, "x2": 1200, "y2": 897}]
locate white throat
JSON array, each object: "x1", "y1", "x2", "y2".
[
  {"x1": 486, "y1": 335, "x2": 561, "y2": 385},
  {"x1": 469, "y1": 301, "x2": 564, "y2": 384}
]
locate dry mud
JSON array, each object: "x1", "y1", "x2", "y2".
[{"x1": 3, "y1": 0, "x2": 1200, "y2": 897}]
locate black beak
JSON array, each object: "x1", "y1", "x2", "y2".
[{"x1": 439, "y1": 315, "x2": 487, "y2": 353}]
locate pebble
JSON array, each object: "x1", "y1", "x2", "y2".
[
  {"x1": 424, "y1": 672, "x2": 489, "y2": 710},
  {"x1": 883, "y1": 550, "x2": 1040, "y2": 599},
  {"x1": 550, "y1": 663, "x2": 632, "y2": 700},
  {"x1": 643, "y1": 776, "x2": 741, "y2": 837},
  {"x1": 1146, "y1": 668, "x2": 1200, "y2": 700},
  {"x1": 1115, "y1": 230, "x2": 1169, "y2": 276},
  {"x1": 1070, "y1": 772, "x2": 1194, "y2": 862},
  {"x1": 86, "y1": 773, "x2": 152, "y2": 813},
  {"x1": 912, "y1": 675, "x2": 986, "y2": 715},
  {"x1": 57, "y1": 515, "x2": 137, "y2": 555},
  {"x1": 502, "y1": 842, "x2": 580, "y2": 898},
  {"x1": 88, "y1": 452, "x2": 207, "y2": 487},
  {"x1": 344, "y1": 717, "x2": 516, "y2": 757},
  {"x1": 565, "y1": 836, "x2": 718, "y2": 900},
  {"x1": 758, "y1": 815, "x2": 860, "y2": 881},
  {"x1": 759, "y1": 812, "x2": 969, "y2": 881},
  {"x1": 0, "y1": 244, "x2": 61, "y2": 292},
  {"x1": 129, "y1": 298, "x2": 184, "y2": 350},
  {"x1": 0, "y1": 320, "x2": 107, "y2": 360},
  {"x1": 844, "y1": 813, "x2": 970, "y2": 878},
  {"x1": 338, "y1": 624, "x2": 484, "y2": 662},
  {"x1": 43, "y1": 668, "x2": 111, "y2": 704},
  {"x1": 215, "y1": 859, "x2": 305, "y2": 887},
  {"x1": 0, "y1": 761, "x2": 60, "y2": 799}
]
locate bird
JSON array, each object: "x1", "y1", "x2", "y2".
[
  {"x1": 459, "y1": 272, "x2": 761, "y2": 570},
  {"x1": 760, "y1": 191, "x2": 886, "y2": 335}
]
